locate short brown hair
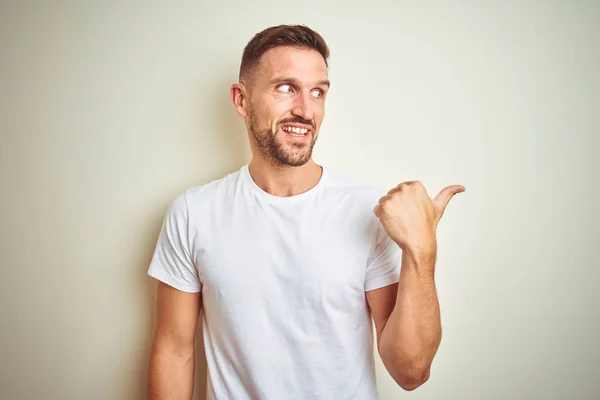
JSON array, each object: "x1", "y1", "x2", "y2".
[{"x1": 239, "y1": 24, "x2": 330, "y2": 83}]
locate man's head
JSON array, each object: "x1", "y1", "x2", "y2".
[{"x1": 231, "y1": 25, "x2": 330, "y2": 168}]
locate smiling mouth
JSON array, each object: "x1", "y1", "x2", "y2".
[{"x1": 281, "y1": 126, "x2": 310, "y2": 136}]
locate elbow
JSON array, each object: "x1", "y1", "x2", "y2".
[
  {"x1": 396, "y1": 367, "x2": 430, "y2": 391},
  {"x1": 378, "y1": 339, "x2": 436, "y2": 391}
]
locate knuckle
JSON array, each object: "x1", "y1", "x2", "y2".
[{"x1": 381, "y1": 201, "x2": 393, "y2": 212}]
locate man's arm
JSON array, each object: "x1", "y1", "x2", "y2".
[
  {"x1": 366, "y1": 247, "x2": 440, "y2": 391},
  {"x1": 148, "y1": 281, "x2": 201, "y2": 399},
  {"x1": 369, "y1": 179, "x2": 464, "y2": 391}
]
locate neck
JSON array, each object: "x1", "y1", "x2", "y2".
[{"x1": 248, "y1": 157, "x2": 323, "y2": 198}]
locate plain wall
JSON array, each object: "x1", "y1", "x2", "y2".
[{"x1": 1, "y1": 1, "x2": 598, "y2": 399}]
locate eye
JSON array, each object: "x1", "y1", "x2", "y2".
[
  {"x1": 277, "y1": 84, "x2": 294, "y2": 93},
  {"x1": 311, "y1": 89, "x2": 324, "y2": 98}
]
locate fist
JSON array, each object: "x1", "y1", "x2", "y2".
[{"x1": 373, "y1": 180, "x2": 465, "y2": 254}]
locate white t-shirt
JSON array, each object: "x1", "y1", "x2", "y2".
[{"x1": 148, "y1": 164, "x2": 402, "y2": 400}]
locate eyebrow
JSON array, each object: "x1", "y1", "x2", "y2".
[{"x1": 269, "y1": 77, "x2": 331, "y2": 89}]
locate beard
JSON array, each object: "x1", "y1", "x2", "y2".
[{"x1": 248, "y1": 110, "x2": 317, "y2": 168}]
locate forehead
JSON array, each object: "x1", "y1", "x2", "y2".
[{"x1": 254, "y1": 46, "x2": 328, "y2": 85}]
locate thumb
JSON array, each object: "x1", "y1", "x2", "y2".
[{"x1": 433, "y1": 185, "x2": 465, "y2": 218}]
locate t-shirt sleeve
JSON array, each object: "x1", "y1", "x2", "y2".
[
  {"x1": 364, "y1": 221, "x2": 402, "y2": 291},
  {"x1": 147, "y1": 192, "x2": 201, "y2": 293}
]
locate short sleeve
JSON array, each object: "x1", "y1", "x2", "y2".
[
  {"x1": 364, "y1": 221, "x2": 402, "y2": 291},
  {"x1": 147, "y1": 192, "x2": 201, "y2": 293}
]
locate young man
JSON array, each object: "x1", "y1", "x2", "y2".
[{"x1": 147, "y1": 24, "x2": 464, "y2": 400}]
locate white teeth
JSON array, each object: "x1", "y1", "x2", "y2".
[{"x1": 282, "y1": 126, "x2": 308, "y2": 135}]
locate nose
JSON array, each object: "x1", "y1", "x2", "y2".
[{"x1": 291, "y1": 90, "x2": 314, "y2": 121}]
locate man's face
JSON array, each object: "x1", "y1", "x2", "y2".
[{"x1": 243, "y1": 46, "x2": 330, "y2": 167}]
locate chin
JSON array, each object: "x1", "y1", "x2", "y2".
[
  {"x1": 274, "y1": 152, "x2": 312, "y2": 167},
  {"x1": 287, "y1": 159, "x2": 311, "y2": 167}
]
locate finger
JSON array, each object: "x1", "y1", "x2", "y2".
[
  {"x1": 378, "y1": 194, "x2": 393, "y2": 204},
  {"x1": 387, "y1": 180, "x2": 419, "y2": 194},
  {"x1": 432, "y1": 185, "x2": 465, "y2": 217},
  {"x1": 373, "y1": 204, "x2": 382, "y2": 218}
]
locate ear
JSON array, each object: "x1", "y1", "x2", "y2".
[{"x1": 231, "y1": 83, "x2": 248, "y2": 117}]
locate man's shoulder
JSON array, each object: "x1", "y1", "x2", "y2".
[
  {"x1": 167, "y1": 165, "x2": 245, "y2": 214},
  {"x1": 186, "y1": 166, "x2": 244, "y2": 198}
]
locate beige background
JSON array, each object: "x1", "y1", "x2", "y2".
[{"x1": 1, "y1": 1, "x2": 598, "y2": 399}]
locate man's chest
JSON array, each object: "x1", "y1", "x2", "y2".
[{"x1": 193, "y1": 209, "x2": 374, "y2": 308}]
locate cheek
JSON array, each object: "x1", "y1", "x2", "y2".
[
  {"x1": 314, "y1": 108, "x2": 325, "y2": 127},
  {"x1": 260, "y1": 102, "x2": 288, "y2": 126},
  {"x1": 252, "y1": 109, "x2": 275, "y2": 129}
]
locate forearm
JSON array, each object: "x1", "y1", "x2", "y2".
[
  {"x1": 147, "y1": 344, "x2": 195, "y2": 399},
  {"x1": 379, "y1": 247, "x2": 441, "y2": 390}
]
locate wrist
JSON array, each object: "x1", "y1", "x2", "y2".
[
  {"x1": 403, "y1": 234, "x2": 436, "y2": 256},
  {"x1": 403, "y1": 240, "x2": 437, "y2": 266}
]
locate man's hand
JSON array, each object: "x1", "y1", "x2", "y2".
[{"x1": 373, "y1": 181, "x2": 465, "y2": 257}]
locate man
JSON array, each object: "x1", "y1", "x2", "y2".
[{"x1": 147, "y1": 24, "x2": 464, "y2": 400}]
